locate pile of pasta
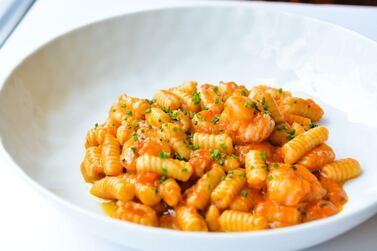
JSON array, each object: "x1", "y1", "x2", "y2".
[{"x1": 81, "y1": 81, "x2": 361, "y2": 232}]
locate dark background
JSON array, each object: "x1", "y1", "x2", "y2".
[{"x1": 256, "y1": 0, "x2": 377, "y2": 5}]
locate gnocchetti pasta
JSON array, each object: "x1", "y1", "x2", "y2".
[{"x1": 81, "y1": 81, "x2": 361, "y2": 232}]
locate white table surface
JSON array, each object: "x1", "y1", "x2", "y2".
[{"x1": 0, "y1": 0, "x2": 376, "y2": 250}]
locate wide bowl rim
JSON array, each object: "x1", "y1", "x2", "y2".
[{"x1": 0, "y1": 1, "x2": 377, "y2": 240}]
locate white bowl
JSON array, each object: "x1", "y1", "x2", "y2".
[{"x1": 1, "y1": 3, "x2": 377, "y2": 251}]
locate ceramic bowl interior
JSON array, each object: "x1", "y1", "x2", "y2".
[{"x1": 0, "y1": 4, "x2": 377, "y2": 251}]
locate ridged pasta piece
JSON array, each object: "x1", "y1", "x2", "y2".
[
  {"x1": 116, "y1": 124, "x2": 134, "y2": 145},
  {"x1": 171, "y1": 89, "x2": 200, "y2": 112},
  {"x1": 120, "y1": 137, "x2": 138, "y2": 172},
  {"x1": 249, "y1": 85, "x2": 291, "y2": 105},
  {"x1": 171, "y1": 81, "x2": 197, "y2": 94},
  {"x1": 282, "y1": 126, "x2": 328, "y2": 164},
  {"x1": 113, "y1": 201, "x2": 158, "y2": 226},
  {"x1": 218, "y1": 82, "x2": 248, "y2": 101},
  {"x1": 245, "y1": 150, "x2": 268, "y2": 188},
  {"x1": 205, "y1": 205, "x2": 221, "y2": 231},
  {"x1": 320, "y1": 177, "x2": 348, "y2": 208},
  {"x1": 171, "y1": 110, "x2": 191, "y2": 132},
  {"x1": 249, "y1": 92, "x2": 284, "y2": 123},
  {"x1": 255, "y1": 200, "x2": 301, "y2": 228},
  {"x1": 284, "y1": 113, "x2": 311, "y2": 128},
  {"x1": 187, "y1": 164, "x2": 225, "y2": 209},
  {"x1": 158, "y1": 178, "x2": 181, "y2": 207},
  {"x1": 219, "y1": 210, "x2": 268, "y2": 232},
  {"x1": 291, "y1": 122, "x2": 305, "y2": 135},
  {"x1": 268, "y1": 123, "x2": 291, "y2": 146},
  {"x1": 118, "y1": 94, "x2": 150, "y2": 120},
  {"x1": 159, "y1": 122, "x2": 186, "y2": 141},
  {"x1": 83, "y1": 146, "x2": 103, "y2": 181},
  {"x1": 223, "y1": 155, "x2": 240, "y2": 171},
  {"x1": 235, "y1": 143, "x2": 274, "y2": 165},
  {"x1": 101, "y1": 134, "x2": 123, "y2": 175},
  {"x1": 211, "y1": 169, "x2": 246, "y2": 209},
  {"x1": 321, "y1": 158, "x2": 361, "y2": 182},
  {"x1": 136, "y1": 154, "x2": 192, "y2": 181},
  {"x1": 109, "y1": 103, "x2": 125, "y2": 124},
  {"x1": 170, "y1": 137, "x2": 191, "y2": 160},
  {"x1": 85, "y1": 127, "x2": 99, "y2": 148},
  {"x1": 282, "y1": 97, "x2": 324, "y2": 122},
  {"x1": 298, "y1": 144, "x2": 335, "y2": 170},
  {"x1": 145, "y1": 107, "x2": 171, "y2": 127},
  {"x1": 90, "y1": 176, "x2": 135, "y2": 201},
  {"x1": 199, "y1": 85, "x2": 223, "y2": 113},
  {"x1": 154, "y1": 90, "x2": 181, "y2": 111},
  {"x1": 192, "y1": 133, "x2": 233, "y2": 153},
  {"x1": 120, "y1": 173, "x2": 161, "y2": 206},
  {"x1": 176, "y1": 206, "x2": 208, "y2": 231}
]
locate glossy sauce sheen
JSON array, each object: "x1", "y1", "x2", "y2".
[{"x1": 81, "y1": 82, "x2": 361, "y2": 232}]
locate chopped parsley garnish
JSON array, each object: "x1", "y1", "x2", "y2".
[
  {"x1": 218, "y1": 158, "x2": 225, "y2": 166},
  {"x1": 132, "y1": 133, "x2": 138, "y2": 141},
  {"x1": 261, "y1": 96, "x2": 266, "y2": 105},
  {"x1": 94, "y1": 123, "x2": 98, "y2": 128},
  {"x1": 220, "y1": 175, "x2": 226, "y2": 181},
  {"x1": 210, "y1": 149, "x2": 221, "y2": 160},
  {"x1": 238, "y1": 172, "x2": 246, "y2": 177},
  {"x1": 169, "y1": 110, "x2": 179, "y2": 121},
  {"x1": 308, "y1": 123, "x2": 318, "y2": 129},
  {"x1": 181, "y1": 167, "x2": 188, "y2": 173},
  {"x1": 271, "y1": 162, "x2": 279, "y2": 168},
  {"x1": 130, "y1": 146, "x2": 136, "y2": 152},
  {"x1": 261, "y1": 151, "x2": 267, "y2": 162},
  {"x1": 148, "y1": 98, "x2": 156, "y2": 105},
  {"x1": 207, "y1": 184, "x2": 212, "y2": 190},
  {"x1": 214, "y1": 96, "x2": 219, "y2": 104},
  {"x1": 162, "y1": 107, "x2": 170, "y2": 113},
  {"x1": 245, "y1": 101, "x2": 252, "y2": 108},
  {"x1": 241, "y1": 90, "x2": 247, "y2": 96},
  {"x1": 175, "y1": 153, "x2": 187, "y2": 161},
  {"x1": 276, "y1": 124, "x2": 288, "y2": 131},
  {"x1": 148, "y1": 125, "x2": 152, "y2": 129},
  {"x1": 251, "y1": 101, "x2": 261, "y2": 112},
  {"x1": 263, "y1": 104, "x2": 269, "y2": 111},
  {"x1": 158, "y1": 151, "x2": 170, "y2": 159},
  {"x1": 278, "y1": 88, "x2": 283, "y2": 94},
  {"x1": 213, "y1": 86, "x2": 219, "y2": 93},
  {"x1": 267, "y1": 175, "x2": 273, "y2": 181},
  {"x1": 291, "y1": 165, "x2": 297, "y2": 170},
  {"x1": 241, "y1": 189, "x2": 248, "y2": 197},
  {"x1": 126, "y1": 110, "x2": 133, "y2": 116},
  {"x1": 188, "y1": 144, "x2": 199, "y2": 150},
  {"x1": 173, "y1": 126, "x2": 178, "y2": 132},
  {"x1": 192, "y1": 91, "x2": 201, "y2": 105},
  {"x1": 112, "y1": 109, "x2": 117, "y2": 113},
  {"x1": 230, "y1": 154, "x2": 238, "y2": 159},
  {"x1": 211, "y1": 116, "x2": 220, "y2": 124},
  {"x1": 121, "y1": 103, "x2": 127, "y2": 108},
  {"x1": 286, "y1": 129, "x2": 296, "y2": 140},
  {"x1": 201, "y1": 105, "x2": 208, "y2": 110},
  {"x1": 161, "y1": 167, "x2": 168, "y2": 175},
  {"x1": 159, "y1": 176, "x2": 167, "y2": 183},
  {"x1": 220, "y1": 143, "x2": 227, "y2": 150},
  {"x1": 145, "y1": 108, "x2": 151, "y2": 114},
  {"x1": 206, "y1": 172, "x2": 210, "y2": 178}
]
